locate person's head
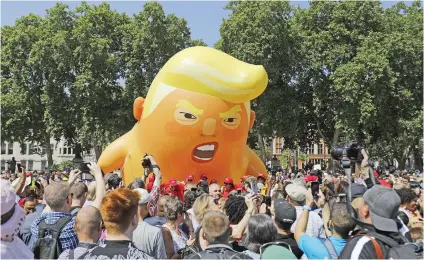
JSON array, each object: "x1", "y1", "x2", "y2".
[
  {"x1": 358, "y1": 185, "x2": 401, "y2": 233},
  {"x1": 169, "y1": 179, "x2": 178, "y2": 191},
  {"x1": 223, "y1": 195, "x2": 247, "y2": 224},
  {"x1": 157, "y1": 195, "x2": 169, "y2": 217},
  {"x1": 273, "y1": 199, "x2": 296, "y2": 232},
  {"x1": 197, "y1": 180, "x2": 209, "y2": 195},
  {"x1": 184, "y1": 191, "x2": 197, "y2": 210},
  {"x1": 134, "y1": 188, "x2": 152, "y2": 220},
  {"x1": 209, "y1": 183, "x2": 221, "y2": 199},
  {"x1": 285, "y1": 183, "x2": 306, "y2": 206},
  {"x1": 193, "y1": 194, "x2": 213, "y2": 224},
  {"x1": 70, "y1": 182, "x2": 88, "y2": 207},
  {"x1": 201, "y1": 211, "x2": 231, "y2": 245},
  {"x1": 245, "y1": 214, "x2": 277, "y2": 253},
  {"x1": 107, "y1": 174, "x2": 122, "y2": 190},
  {"x1": 186, "y1": 174, "x2": 194, "y2": 184},
  {"x1": 328, "y1": 202, "x2": 356, "y2": 238},
  {"x1": 257, "y1": 174, "x2": 266, "y2": 184},
  {"x1": 129, "y1": 178, "x2": 145, "y2": 190},
  {"x1": 224, "y1": 177, "x2": 234, "y2": 191},
  {"x1": 44, "y1": 182, "x2": 72, "y2": 212},
  {"x1": 23, "y1": 196, "x2": 37, "y2": 215},
  {"x1": 217, "y1": 197, "x2": 227, "y2": 212},
  {"x1": 164, "y1": 196, "x2": 184, "y2": 224},
  {"x1": 74, "y1": 206, "x2": 103, "y2": 242},
  {"x1": 101, "y1": 188, "x2": 139, "y2": 237},
  {"x1": 396, "y1": 188, "x2": 418, "y2": 212},
  {"x1": 86, "y1": 181, "x2": 96, "y2": 201}
]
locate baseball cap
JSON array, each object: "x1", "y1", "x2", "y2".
[
  {"x1": 260, "y1": 244, "x2": 297, "y2": 260},
  {"x1": 169, "y1": 178, "x2": 178, "y2": 187},
  {"x1": 348, "y1": 183, "x2": 367, "y2": 199},
  {"x1": 257, "y1": 173, "x2": 266, "y2": 179},
  {"x1": 241, "y1": 176, "x2": 248, "y2": 182},
  {"x1": 200, "y1": 174, "x2": 208, "y2": 180},
  {"x1": 274, "y1": 199, "x2": 297, "y2": 224},
  {"x1": 133, "y1": 188, "x2": 152, "y2": 204},
  {"x1": 210, "y1": 179, "x2": 217, "y2": 184},
  {"x1": 285, "y1": 183, "x2": 307, "y2": 202},
  {"x1": 224, "y1": 177, "x2": 233, "y2": 184},
  {"x1": 363, "y1": 185, "x2": 401, "y2": 233},
  {"x1": 187, "y1": 175, "x2": 194, "y2": 181}
]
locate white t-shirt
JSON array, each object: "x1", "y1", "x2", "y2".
[{"x1": 1, "y1": 237, "x2": 34, "y2": 259}]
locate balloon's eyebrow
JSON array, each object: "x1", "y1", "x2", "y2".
[
  {"x1": 219, "y1": 105, "x2": 242, "y2": 118},
  {"x1": 176, "y1": 99, "x2": 204, "y2": 115}
]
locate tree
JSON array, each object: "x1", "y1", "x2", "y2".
[
  {"x1": 1, "y1": 4, "x2": 75, "y2": 168},
  {"x1": 216, "y1": 0, "x2": 308, "y2": 157}
]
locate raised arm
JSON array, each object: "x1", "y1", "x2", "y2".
[{"x1": 87, "y1": 162, "x2": 106, "y2": 210}]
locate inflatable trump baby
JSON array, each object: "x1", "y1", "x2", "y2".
[{"x1": 98, "y1": 46, "x2": 268, "y2": 185}]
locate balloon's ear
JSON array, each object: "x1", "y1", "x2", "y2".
[
  {"x1": 133, "y1": 97, "x2": 145, "y2": 121},
  {"x1": 249, "y1": 111, "x2": 256, "y2": 130}
]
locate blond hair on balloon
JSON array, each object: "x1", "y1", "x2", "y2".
[{"x1": 142, "y1": 46, "x2": 268, "y2": 119}]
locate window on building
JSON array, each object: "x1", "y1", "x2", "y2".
[
  {"x1": 63, "y1": 147, "x2": 67, "y2": 155},
  {"x1": 21, "y1": 160, "x2": 27, "y2": 169},
  {"x1": 1, "y1": 160, "x2": 5, "y2": 171},
  {"x1": 21, "y1": 144, "x2": 27, "y2": 155},
  {"x1": 8, "y1": 143, "x2": 13, "y2": 155},
  {"x1": 1, "y1": 143, "x2": 6, "y2": 154},
  {"x1": 307, "y1": 144, "x2": 314, "y2": 154},
  {"x1": 68, "y1": 147, "x2": 72, "y2": 155},
  {"x1": 41, "y1": 160, "x2": 47, "y2": 170},
  {"x1": 28, "y1": 143, "x2": 34, "y2": 155},
  {"x1": 318, "y1": 144, "x2": 323, "y2": 154},
  {"x1": 28, "y1": 160, "x2": 33, "y2": 171}
]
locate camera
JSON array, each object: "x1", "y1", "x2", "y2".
[
  {"x1": 330, "y1": 143, "x2": 363, "y2": 162},
  {"x1": 141, "y1": 153, "x2": 152, "y2": 169}
]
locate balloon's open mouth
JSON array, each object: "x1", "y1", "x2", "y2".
[{"x1": 192, "y1": 142, "x2": 218, "y2": 163}]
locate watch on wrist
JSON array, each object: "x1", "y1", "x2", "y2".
[{"x1": 303, "y1": 205, "x2": 312, "y2": 211}]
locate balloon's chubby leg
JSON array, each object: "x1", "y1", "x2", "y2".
[
  {"x1": 245, "y1": 145, "x2": 268, "y2": 176},
  {"x1": 97, "y1": 130, "x2": 132, "y2": 174}
]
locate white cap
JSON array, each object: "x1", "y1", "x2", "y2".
[{"x1": 133, "y1": 188, "x2": 152, "y2": 204}]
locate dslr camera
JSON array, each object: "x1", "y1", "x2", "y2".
[{"x1": 330, "y1": 143, "x2": 363, "y2": 162}]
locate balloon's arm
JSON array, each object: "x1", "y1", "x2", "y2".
[
  {"x1": 98, "y1": 131, "x2": 131, "y2": 174},
  {"x1": 245, "y1": 145, "x2": 268, "y2": 176}
]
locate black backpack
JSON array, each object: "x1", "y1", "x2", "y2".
[
  {"x1": 33, "y1": 216, "x2": 72, "y2": 259},
  {"x1": 357, "y1": 232, "x2": 423, "y2": 259}
]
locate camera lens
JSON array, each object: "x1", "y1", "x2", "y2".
[{"x1": 330, "y1": 147, "x2": 344, "y2": 160}]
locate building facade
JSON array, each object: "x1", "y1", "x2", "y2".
[
  {"x1": 1, "y1": 139, "x2": 95, "y2": 172},
  {"x1": 270, "y1": 137, "x2": 330, "y2": 169}
]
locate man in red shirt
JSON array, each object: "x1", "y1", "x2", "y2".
[
  {"x1": 304, "y1": 171, "x2": 318, "y2": 183},
  {"x1": 222, "y1": 177, "x2": 235, "y2": 198},
  {"x1": 234, "y1": 176, "x2": 247, "y2": 192},
  {"x1": 166, "y1": 178, "x2": 184, "y2": 201}
]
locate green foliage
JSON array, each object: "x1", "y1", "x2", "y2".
[{"x1": 52, "y1": 160, "x2": 73, "y2": 171}]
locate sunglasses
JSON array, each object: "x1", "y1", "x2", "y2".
[{"x1": 259, "y1": 241, "x2": 292, "y2": 255}]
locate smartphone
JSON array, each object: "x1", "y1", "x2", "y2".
[
  {"x1": 81, "y1": 162, "x2": 91, "y2": 173},
  {"x1": 264, "y1": 196, "x2": 271, "y2": 207},
  {"x1": 251, "y1": 182, "x2": 259, "y2": 194},
  {"x1": 338, "y1": 193, "x2": 346, "y2": 203},
  {"x1": 17, "y1": 163, "x2": 23, "y2": 173},
  {"x1": 237, "y1": 189, "x2": 241, "y2": 195},
  {"x1": 311, "y1": 181, "x2": 320, "y2": 199}
]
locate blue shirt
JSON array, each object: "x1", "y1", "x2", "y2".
[
  {"x1": 298, "y1": 234, "x2": 347, "y2": 259},
  {"x1": 31, "y1": 212, "x2": 78, "y2": 250}
]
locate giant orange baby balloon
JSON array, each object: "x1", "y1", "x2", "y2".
[{"x1": 98, "y1": 46, "x2": 268, "y2": 185}]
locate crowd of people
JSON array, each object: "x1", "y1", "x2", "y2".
[{"x1": 1, "y1": 153, "x2": 423, "y2": 259}]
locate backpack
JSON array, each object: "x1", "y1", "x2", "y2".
[
  {"x1": 70, "y1": 207, "x2": 81, "y2": 217},
  {"x1": 318, "y1": 238, "x2": 338, "y2": 260},
  {"x1": 357, "y1": 232, "x2": 423, "y2": 259},
  {"x1": 187, "y1": 245, "x2": 252, "y2": 259},
  {"x1": 33, "y1": 216, "x2": 72, "y2": 259}
]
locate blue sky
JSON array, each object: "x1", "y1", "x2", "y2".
[{"x1": 1, "y1": 1, "x2": 409, "y2": 47}]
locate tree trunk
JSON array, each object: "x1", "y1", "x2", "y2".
[
  {"x1": 328, "y1": 127, "x2": 340, "y2": 171},
  {"x1": 45, "y1": 133, "x2": 54, "y2": 170},
  {"x1": 413, "y1": 147, "x2": 423, "y2": 171},
  {"x1": 257, "y1": 133, "x2": 266, "y2": 163},
  {"x1": 94, "y1": 145, "x2": 102, "y2": 161}
]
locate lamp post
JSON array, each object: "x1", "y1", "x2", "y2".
[{"x1": 72, "y1": 144, "x2": 83, "y2": 170}]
